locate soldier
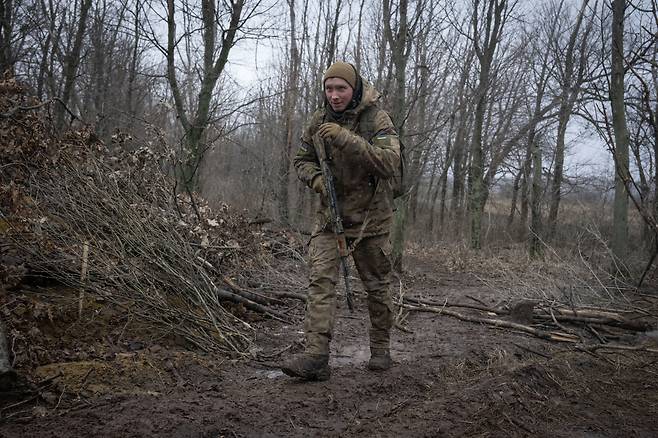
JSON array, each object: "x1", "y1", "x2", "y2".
[{"x1": 281, "y1": 61, "x2": 401, "y2": 381}]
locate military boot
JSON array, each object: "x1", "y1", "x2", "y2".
[
  {"x1": 367, "y1": 327, "x2": 392, "y2": 371},
  {"x1": 366, "y1": 291, "x2": 393, "y2": 371},
  {"x1": 367, "y1": 347, "x2": 392, "y2": 371},
  {"x1": 281, "y1": 354, "x2": 330, "y2": 381}
]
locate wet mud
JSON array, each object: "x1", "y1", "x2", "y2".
[{"x1": 1, "y1": 254, "x2": 657, "y2": 437}]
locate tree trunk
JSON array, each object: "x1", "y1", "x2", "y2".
[
  {"x1": 354, "y1": 0, "x2": 365, "y2": 71},
  {"x1": 530, "y1": 134, "x2": 543, "y2": 257},
  {"x1": 451, "y1": 113, "x2": 470, "y2": 231},
  {"x1": 0, "y1": 0, "x2": 14, "y2": 74},
  {"x1": 546, "y1": 108, "x2": 569, "y2": 240},
  {"x1": 423, "y1": 151, "x2": 440, "y2": 224},
  {"x1": 438, "y1": 147, "x2": 451, "y2": 234},
  {"x1": 429, "y1": 152, "x2": 453, "y2": 236},
  {"x1": 127, "y1": 0, "x2": 141, "y2": 126},
  {"x1": 610, "y1": 0, "x2": 630, "y2": 266},
  {"x1": 468, "y1": 74, "x2": 488, "y2": 249},
  {"x1": 325, "y1": 0, "x2": 342, "y2": 66},
  {"x1": 409, "y1": 62, "x2": 429, "y2": 223},
  {"x1": 546, "y1": 0, "x2": 590, "y2": 240},
  {"x1": 646, "y1": 62, "x2": 658, "y2": 253},
  {"x1": 519, "y1": 141, "x2": 532, "y2": 239},
  {"x1": 56, "y1": 0, "x2": 93, "y2": 129},
  {"x1": 278, "y1": 0, "x2": 302, "y2": 225},
  {"x1": 450, "y1": 48, "x2": 475, "y2": 232},
  {"x1": 384, "y1": 0, "x2": 410, "y2": 271},
  {"x1": 506, "y1": 165, "x2": 523, "y2": 229},
  {"x1": 468, "y1": 0, "x2": 507, "y2": 249},
  {"x1": 527, "y1": 0, "x2": 563, "y2": 257},
  {"x1": 37, "y1": 1, "x2": 61, "y2": 100}
]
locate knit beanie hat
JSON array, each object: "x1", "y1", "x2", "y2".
[{"x1": 323, "y1": 62, "x2": 357, "y2": 89}]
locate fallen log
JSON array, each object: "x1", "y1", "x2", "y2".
[
  {"x1": 533, "y1": 313, "x2": 651, "y2": 332},
  {"x1": 222, "y1": 276, "x2": 284, "y2": 306},
  {"x1": 266, "y1": 290, "x2": 307, "y2": 302},
  {"x1": 549, "y1": 307, "x2": 628, "y2": 320},
  {"x1": 213, "y1": 285, "x2": 291, "y2": 323},
  {"x1": 402, "y1": 303, "x2": 579, "y2": 343},
  {"x1": 403, "y1": 297, "x2": 654, "y2": 333}
]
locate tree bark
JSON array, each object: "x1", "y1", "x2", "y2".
[
  {"x1": 56, "y1": 0, "x2": 93, "y2": 129},
  {"x1": 325, "y1": 0, "x2": 342, "y2": 66},
  {"x1": 277, "y1": 0, "x2": 302, "y2": 225},
  {"x1": 384, "y1": 0, "x2": 410, "y2": 271},
  {"x1": 547, "y1": 0, "x2": 590, "y2": 240},
  {"x1": 354, "y1": 0, "x2": 365, "y2": 71},
  {"x1": 409, "y1": 61, "x2": 430, "y2": 224},
  {"x1": 0, "y1": 0, "x2": 14, "y2": 74},
  {"x1": 506, "y1": 165, "x2": 523, "y2": 229},
  {"x1": 518, "y1": 140, "x2": 532, "y2": 238},
  {"x1": 530, "y1": 134, "x2": 544, "y2": 257},
  {"x1": 528, "y1": 0, "x2": 564, "y2": 257},
  {"x1": 126, "y1": 0, "x2": 141, "y2": 125},
  {"x1": 468, "y1": 0, "x2": 507, "y2": 249},
  {"x1": 610, "y1": 0, "x2": 630, "y2": 266}
]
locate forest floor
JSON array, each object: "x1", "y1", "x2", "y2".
[{"x1": 1, "y1": 245, "x2": 657, "y2": 438}]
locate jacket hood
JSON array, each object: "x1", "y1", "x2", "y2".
[{"x1": 325, "y1": 80, "x2": 381, "y2": 122}]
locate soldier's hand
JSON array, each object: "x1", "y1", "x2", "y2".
[
  {"x1": 317, "y1": 123, "x2": 343, "y2": 140},
  {"x1": 311, "y1": 175, "x2": 326, "y2": 197}
]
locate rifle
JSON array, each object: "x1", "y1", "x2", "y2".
[{"x1": 312, "y1": 133, "x2": 354, "y2": 312}]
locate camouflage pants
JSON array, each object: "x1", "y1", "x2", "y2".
[{"x1": 304, "y1": 232, "x2": 394, "y2": 356}]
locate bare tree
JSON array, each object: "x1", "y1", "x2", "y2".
[
  {"x1": 467, "y1": 0, "x2": 510, "y2": 249},
  {"x1": 56, "y1": 0, "x2": 92, "y2": 129},
  {"x1": 384, "y1": 0, "x2": 410, "y2": 270},
  {"x1": 524, "y1": 0, "x2": 567, "y2": 256},
  {"x1": 277, "y1": 0, "x2": 305, "y2": 225},
  {"x1": 610, "y1": 0, "x2": 630, "y2": 264},
  {"x1": 0, "y1": 0, "x2": 16, "y2": 73},
  {"x1": 161, "y1": 0, "x2": 247, "y2": 190},
  {"x1": 546, "y1": 0, "x2": 594, "y2": 241}
]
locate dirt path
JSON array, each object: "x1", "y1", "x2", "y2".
[{"x1": 1, "y1": 253, "x2": 657, "y2": 437}]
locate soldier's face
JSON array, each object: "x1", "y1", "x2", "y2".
[{"x1": 324, "y1": 78, "x2": 353, "y2": 113}]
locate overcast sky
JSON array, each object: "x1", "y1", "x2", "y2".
[{"x1": 225, "y1": 37, "x2": 615, "y2": 180}]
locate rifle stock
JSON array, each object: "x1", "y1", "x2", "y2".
[{"x1": 312, "y1": 133, "x2": 354, "y2": 312}]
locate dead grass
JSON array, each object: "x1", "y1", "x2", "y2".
[{"x1": 406, "y1": 237, "x2": 650, "y2": 311}]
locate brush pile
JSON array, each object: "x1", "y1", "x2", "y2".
[{"x1": 0, "y1": 78, "x2": 303, "y2": 355}]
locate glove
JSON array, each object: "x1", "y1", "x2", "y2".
[
  {"x1": 318, "y1": 123, "x2": 356, "y2": 151},
  {"x1": 311, "y1": 175, "x2": 326, "y2": 197},
  {"x1": 318, "y1": 122, "x2": 346, "y2": 142}
]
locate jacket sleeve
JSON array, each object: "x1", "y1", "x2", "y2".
[
  {"x1": 336, "y1": 109, "x2": 400, "y2": 179},
  {"x1": 293, "y1": 110, "x2": 323, "y2": 188}
]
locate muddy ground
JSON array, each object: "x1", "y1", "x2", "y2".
[{"x1": 1, "y1": 249, "x2": 657, "y2": 438}]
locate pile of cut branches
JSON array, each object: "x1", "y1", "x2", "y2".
[{"x1": 0, "y1": 78, "x2": 298, "y2": 355}]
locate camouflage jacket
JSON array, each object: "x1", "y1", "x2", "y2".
[{"x1": 293, "y1": 82, "x2": 401, "y2": 238}]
